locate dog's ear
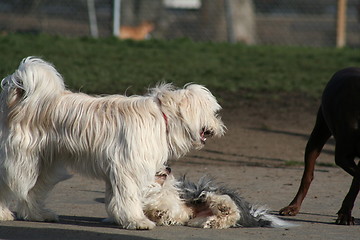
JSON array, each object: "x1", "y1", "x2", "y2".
[
  {"x1": 179, "y1": 91, "x2": 190, "y2": 108},
  {"x1": 156, "y1": 91, "x2": 170, "y2": 106},
  {"x1": 153, "y1": 83, "x2": 183, "y2": 107},
  {"x1": 183, "y1": 84, "x2": 222, "y2": 113}
]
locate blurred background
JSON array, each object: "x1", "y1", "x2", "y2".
[{"x1": 0, "y1": 0, "x2": 359, "y2": 47}]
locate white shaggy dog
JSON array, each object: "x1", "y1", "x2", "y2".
[
  {"x1": 143, "y1": 167, "x2": 294, "y2": 229},
  {"x1": 0, "y1": 57, "x2": 225, "y2": 229}
]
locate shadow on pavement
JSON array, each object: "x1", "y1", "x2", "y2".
[
  {"x1": 269, "y1": 211, "x2": 360, "y2": 226},
  {"x1": 0, "y1": 224, "x2": 154, "y2": 240}
]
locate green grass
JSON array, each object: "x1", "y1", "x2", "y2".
[{"x1": 1, "y1": 34, "x2": 360, "y2": 98}]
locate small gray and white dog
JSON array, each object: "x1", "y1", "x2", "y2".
[{"x1": 143, "y1": 167, "x2": 294, "y2": 229}]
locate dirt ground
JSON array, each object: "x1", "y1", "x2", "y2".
[{"x1": 1, "y1": 94, "x2": 359, "y2": 240}]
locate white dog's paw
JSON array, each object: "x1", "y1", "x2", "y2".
[
  {"x1": 21, "y1": 209, "x2": 59, "y2": 222},
  {"x1": 41, "y1": 210, "x2": 59, "y2": 222},
  {"x1": 203, "y1": 216, "x2": 218, "y2": 228},
  {"x1": 0, "y1": 208, "x2": 15, "y2": 221},
  {"x1": 124, "y1": 218, "x2": 156, "y2": 230}
]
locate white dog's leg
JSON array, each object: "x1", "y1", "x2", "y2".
[
  {"x1": 0, "y1": 179, "x2": 15, "y2": 221},
  {"x1": 105, "y1": 173, "x2": 155, "y2": 230},
  {"x1": 15, "y1": 162, "x2": 68, "y2": 222},
  {"x1": 16, "y1": 199, "x2": 55, "y2": 222},
  {"x1": 1, "y1": 153, "x2": 42, "y2": 222}
]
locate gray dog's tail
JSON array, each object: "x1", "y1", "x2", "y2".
[{"x1": 178, "y1": 175, "x2": 295, "y2": 228}]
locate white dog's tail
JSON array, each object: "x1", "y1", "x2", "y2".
[{"x1": 1, "y1": 57, "x2": 65, "y2": 101}]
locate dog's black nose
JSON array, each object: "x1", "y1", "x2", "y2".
[{"x1": 166, "y1": 167, "x2": 171, "y2": 174}]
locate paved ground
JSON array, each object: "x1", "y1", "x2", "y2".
[{"x1": 1, "y1": 94, "x2": 359, "y2": 240}]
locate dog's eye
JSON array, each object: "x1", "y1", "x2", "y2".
[
  {"x1": 201, "y1": 128, "x2": 214, "y2": 137},
  {"x1": 204, "y1": 130, "x2": 213, "y2": 137}
]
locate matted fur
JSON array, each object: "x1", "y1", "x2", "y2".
[{"x1": 0, "y1": 57, "x2": 225, "y2": 229}]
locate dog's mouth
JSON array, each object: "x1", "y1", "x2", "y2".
[{"x1": 200, "y1": 128, "x2": 214, "y2": 144}]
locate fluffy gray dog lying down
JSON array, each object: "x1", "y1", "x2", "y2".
[{"x1": 143, "y1": 167, "x2": 294, "y2": 229}]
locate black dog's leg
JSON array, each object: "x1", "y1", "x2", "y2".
[
  {"x1": 280, "y1": 107, "x2": 331, "y2": 216},
  {"x1": 333, "y1": 138, "x2": 360, "y2": 224},
  {"x1": 336, "y1": 161, "x2": 360, "y2": 225}
]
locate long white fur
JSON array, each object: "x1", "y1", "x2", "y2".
[{"x1": 0, "y1": 57, "x2": 225, "y2": 229}]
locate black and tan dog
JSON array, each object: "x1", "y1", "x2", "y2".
[{"x1": 280, "y1": 67, "x2": 360, "y2": 225}]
